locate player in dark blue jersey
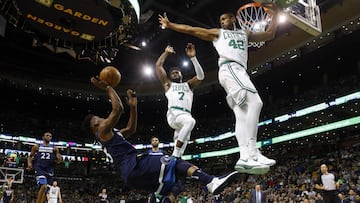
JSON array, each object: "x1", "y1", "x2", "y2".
[
  {"x1": 82, "y1": 77, "x2": 239, "y2": 203},
  {"x1": 27, "y1": 132, "x2": 62, "y2": 203},
  {"x1": 148, "y1": 136, "x2": 165, "y2": 156},
  {"x1": 1, "y1": 184, "x2": 14, "y2": 203}
]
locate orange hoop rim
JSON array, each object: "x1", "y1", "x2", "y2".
[{"x1": 238, "y1": 2, "x2": 270, "y2": 13}]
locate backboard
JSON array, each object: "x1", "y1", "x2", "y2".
[
  {"x1": 254, "y1": 0, "x2": 322, "y2": 36},
  {"x1": 284, "y1": 0, "x2": 322, "y2": 36},
  {"x1": 0, "y1": 167, "x2": 24, "y2": 184}
]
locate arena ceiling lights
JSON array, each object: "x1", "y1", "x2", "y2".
[{"x1": 1, "y1": 0, "x2": 140, "y2": 64}]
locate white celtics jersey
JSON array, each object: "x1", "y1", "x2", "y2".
[
  {"x1": 213, "y1": 28, "x2": 248, "y2": 69},
  {"x1": 48, "y1": 186, "x2": 60, "y2": 200},
  {"x1": 165, "y1": 82, "x2": 193, "y2": 113}
]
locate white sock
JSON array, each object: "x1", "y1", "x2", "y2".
[
  {"x1": 172, "y1": 147, "x2": 181, "y2": 157},
  {"x1": 239, "y1": 145, "x2": 250, "y2": 160}
]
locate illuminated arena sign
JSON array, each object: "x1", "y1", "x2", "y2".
[{"x1": 16, "y1": 0, "x2": 138, "y2": 42}]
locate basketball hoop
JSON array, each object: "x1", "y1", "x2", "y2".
[{"x1": 236, "y1": 2, "x2": 273, "y2": 48}]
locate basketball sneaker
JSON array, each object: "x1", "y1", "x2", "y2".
[
  {"x1": 234, "y1": 158, "x2": 270, "y2": 175},
  {"x1": 255, "y1": 149, "x2": 276, "y2": 166},
  {"x1": 206, "y1": 171, "x2": 239, "y2": 195}
]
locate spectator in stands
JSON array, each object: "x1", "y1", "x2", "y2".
[
  {"x1": 98, "y1": 188, "x2": 109, "y2": 203},
  {"x1": 250, "y1": 184, "x2": 266, "y2": 203},
  {"x1": 338, "y1": 192, "x2": 350, "y2": 203}
]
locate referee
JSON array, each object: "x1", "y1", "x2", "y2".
[{"x1": 315, "y1": 164, "x2": 340, "y2": 203}]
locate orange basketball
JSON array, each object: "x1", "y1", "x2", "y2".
[{"x1": 99, "y1": 66, "x2": 121, "y2": 87}]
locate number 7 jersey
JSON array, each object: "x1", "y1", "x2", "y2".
[
  {"x1": 213, "y1": 29, "x2": 248, "y2": 69},
  {"x1": 165, "y1": 82, "x2": 193, "y2": 114}
]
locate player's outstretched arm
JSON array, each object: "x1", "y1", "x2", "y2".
[
  {"x1": 120, "y1": 89, "x2": 138, "y2": 138},
  {"x1": 185, "y1": 43, "x2": 204, "y2": 88},
  {"x1": 248, "y1": 3, "x2": 278, "y2": 42},
  {"x1": 91, "y1": 77, "x2": 124, "y2": 139},
  {"x1": 155, "y1": 45, "x2": 174, "y2": 90},
  {"x1": 159, "y1": 13, "x2": 219, "y2": 41}
]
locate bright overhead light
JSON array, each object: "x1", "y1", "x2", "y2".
[
  {"x1": 182, "y1": 60, "x2": 189, "y2": 67},
  {"x1": 290, "y1": 54, "x2": 298, "y2": 59},
  {"x1": 143, "y1": 65, "x2": 153, "y2": 76},
  {"x1": 141, "y1": 41, "x2": 147, "y2": 47},
  {"x1": 278, "y1": 14, "x2": 287, "y2": 24}
]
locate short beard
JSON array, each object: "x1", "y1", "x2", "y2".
[{"x1": 171, "y1": 78, "x2": 181, "y2": 83}]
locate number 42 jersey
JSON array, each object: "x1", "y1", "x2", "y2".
[{"x1": 213, "y1": 29, "x2": 248, "y2": 69}]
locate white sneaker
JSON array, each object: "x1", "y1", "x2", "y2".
[
  {"x1": 234, "y1": 159, "x2": 270, "y2": 175},
  {"x1": 255, "y1": 149, "x2": 276, "y2": 166},
  {"x1": 235, "y1": 165, "x2": 270, "y2": 175},
  {"x1": 206, "y1": 171, "x2": 239, "y2": 195}
]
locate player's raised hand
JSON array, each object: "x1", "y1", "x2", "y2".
[
  {"x1": 159, "y1": 12, "x2": 170, "y2": 29},
  {"x1": 125, "y1": 89, "x2": 137, "y2": 108},
  {"x1": 91, "y1": 76, "x2": 109, "y2": 90},
  {"x1": 185, "y1": 43, "x2": 196, "y2": 58},
  {"x1": 165, "y1": 45, "x2": 176, "y2": 54}
]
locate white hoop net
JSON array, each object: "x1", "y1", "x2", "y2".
[{"x1": 236, "y1": 3, "x2": 273, "y2": 48}]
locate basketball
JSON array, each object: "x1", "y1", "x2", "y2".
[
  {"x1": 274, "y1": 0, "x2": 298, "y2": 8},
  {"x1": 99, "y1": 66, "x2": 121, "y2": 87}
]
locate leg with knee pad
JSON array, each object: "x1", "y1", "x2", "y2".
[{"x1": 172, "y1": 114, "x2": 195, "y2": 157}]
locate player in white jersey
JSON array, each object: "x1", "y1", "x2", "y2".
[
  {"x1": 159, "y1": 3, "x2": 278, "y2": 174},
  {"x1": 155, "y1": 43, "x2": 205, "y2": 158},
  {"x1": 47, "y1": 181, "x2": 62, "y2": 203}
]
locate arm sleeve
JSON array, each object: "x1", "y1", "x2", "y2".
[{"x1": 190, "y1": 56, "x2": 205, "y2": 80}]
